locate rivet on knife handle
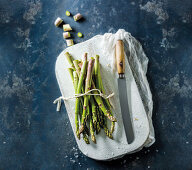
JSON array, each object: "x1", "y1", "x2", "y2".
[{"x1": 115, "y1": 40, "x2": 125, "y2": 79}]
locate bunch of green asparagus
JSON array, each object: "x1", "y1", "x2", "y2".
[{"x1": 65, "y1": 52, "x2": 117, "y2": 144}]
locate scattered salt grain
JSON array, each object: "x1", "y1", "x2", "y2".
[
  {"x1": 162, "y1": 120, "x2": 164, "y2": 125},
  {"x1": 131, "y1": 2, "x2": 135, "y2": 5},
  {"x1": 70, "y1": 159, "x2": 75, "y2": 163},
  {"x1": 74, "y1": 152, "x2": 79, "y2": 158}
]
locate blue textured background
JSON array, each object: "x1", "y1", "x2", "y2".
[{"x1": 0, "y1": 0, "x2": 192, "y2": 169}]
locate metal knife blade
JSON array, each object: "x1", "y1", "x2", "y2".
[
  {"x1": 118, "y1": 77, "x2": 134, "y2": 144},
  {"x1": 116, "y1": 40, "x2": 134, "y2": 144}
]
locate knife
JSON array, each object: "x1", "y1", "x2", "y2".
[{"x1": 115, "y1": 40, "x2": 134, "y2": 144}]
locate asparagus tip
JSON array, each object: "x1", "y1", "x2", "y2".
[
  {"x1": 91, "y1": 136, "x2": 96, "y2": 144},
  {"x1": 110, "y1": 122, "x2": 115, "y2": 133},
  {"x1": 95, "y1": 55, "x2": 99, "y2": 59},
  {"x1": 104, "y1": 128, "x2": 113, "y2": 139},
  {"x1": 96, "y1": 122, "x2": 101, "y2": 134},
  {"x1": 83, "y1": 134, "x2": 90, "y2": 144},
  {"x1": 79, "y1": 125, "x2": 84, "y2": 134},
  {"x1": 106, "y1": 112, "x2": 117, "y2": 122},
  {"x1": 65, "y1": 52, "x2": 70, "y2": 56},
  {"x1": 76, "y1": 130, "x2": 80, "y2": 140}
]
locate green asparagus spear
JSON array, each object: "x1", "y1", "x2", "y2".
[
  {"x1": 90, "y1": 96, "x2": 97, "y2": 129},
  {"x1": 98, "y1": 108, "x2": 104, "y2": 128},
  {"x1": 74, "y1": 53, "x2": 88, "y2": 138},
  {"x1": 68, "y1": 68, "x2": 74, "y2": 82},
  {"x1": 95, "y1": 55, "x2": 112, "y2": 109},
  {"x1": 76, "y1": 53, "x2": 88, "y2": 97},
  {"x1": 65, "y1": 52, "x2": 75, "y2": 70},
  {"x1": 94, "y1": 55, "x2": 100, "y2": 88},
  {"x1": 67, "y1": 66, "x2": 89, "y2": 143},
  {"x1": 104, "y1": 116, "x2": 113, "y2": 139},
  {"x1": 79, "y1": 58, "x2": 95, "y2": 134},
  {"x1": 82, "y1": 132, "x2": 90, "y2": 144},
  {"x1": 66, "y1": 53, "x2": 81, "y2": 139},
  {"x1": 95, "y1": 107, "x2": 101, "y2": 134},
  {"x1": 73, "y1": 60, "x2": 81, "y2": 76},
  {"x1": 73, "y1": 59, "x2": 86, "y2": 96},
  {"x1": 98, "y1": 108, "x2": 113, "y2": 139},
  {"x1": 92, "y1": 82, "x2": 117, "y2": 122},
  {"x1": 98, "y1": 109, "x2": 113, "y2": 139},
  {"x1": 79, "y1": 100, "x2": 90, "y2": 144},
  {"x1": 73, "y1": 71, "x2": 80, "y2": 139},
  {"x1": 73, "y1": 71, "x2": 78, "y2": 92},
  {"x1": 84, "y1": 123, "x2": 90, "y2": 136},
  {"x1": 78, "y1": 97, "x2": 90, "y2": 144},
  {"x1": 96, "y1": 121, "x2": 101, "y2": 134},
  {"x1": 95, "y1": 55, "x2": 115, "y2": 133},
  {"x1": 88, "y1": 103, "x2": 96, "y2": 143}
]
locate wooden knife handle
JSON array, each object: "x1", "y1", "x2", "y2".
[{"x1": 115, "y1": 40, "x2": 125, "y2": 78}]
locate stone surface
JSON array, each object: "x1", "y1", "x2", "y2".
[{"x1": 0, "y1": 0, "x2": 192, "y2": 169}]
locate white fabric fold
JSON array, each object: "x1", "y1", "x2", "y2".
[{"x1": 103, "y1": 29, "x2": 155, "y2": 147}]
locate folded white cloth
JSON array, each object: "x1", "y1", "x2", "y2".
[{"x1": 103, "y1": 29, "x2": 155, "y2": 147}]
